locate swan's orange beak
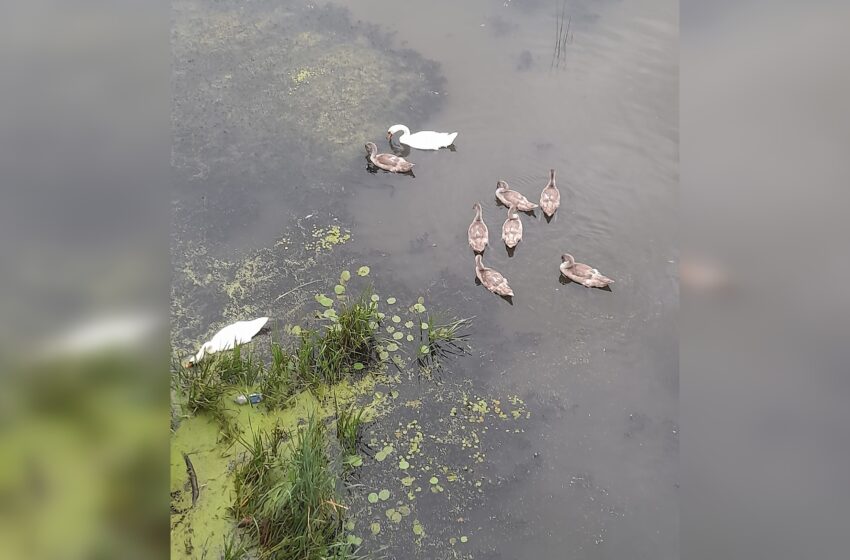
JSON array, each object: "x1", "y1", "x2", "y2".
[{"x1": 386, "y1": 131, "x2": 393, "y2": 141}]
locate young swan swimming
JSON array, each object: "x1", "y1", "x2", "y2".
[
  {"x1": 386, "y1": 124, "x2": 458, "y2": 150},
  {"x1": 501, "y1": 203, "x2": 523, "y2": 248},
  {"x1": 365, "y1": 142, "x2": 415, "y2": 173},
  {"x1": 468, "y1": 202, "x2": 489, "y2": 253},
  {"x1": 559, "y1": 254, "x2": 614, "y2": 288},
  {"x1": 540, "y1": 169, "x2": 561, "y2": 217},
  {"x1": 495, "y1": 180, "x2": 539, "y2": 211},
  {"x1": 475, "y1": 254, "x2": 514, "y2": 297}
]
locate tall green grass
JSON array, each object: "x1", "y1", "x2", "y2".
[{"x1": 232, "y1": 416, "x2": 354, "y2": 560}]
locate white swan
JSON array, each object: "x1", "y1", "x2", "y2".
[
  {"x1": 188, "y1": 317, "x2": 268, "y2": 365},
  {"x1": 387, "y1": 124, "x2": 458, "y2": 150}
]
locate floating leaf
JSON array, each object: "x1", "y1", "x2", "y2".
[
  {"x1": 417, "y1": 296, "x2": 425, "y2": 304},
  {"x1": 386, "y1": 326, "x2": 395, "y2": 333},
  {"x1": 378, "y1": 489, "x2": 390, "y2": 501},
  {"x1": 345, "y1": 454, "x2": 363, "y2": 467},
  {"x1": 353, "y1": 362, "x2": 365, "y2": 370},
  {"x1": 460, "y1": 536, "x2": 468, "y2": 543},
  {"x1": 382, "y1": 445, "x2": 393, "y2": 454},
  {"x1": 375, "y1": 451, "x2": 387, "y2": 462},
  {"x1": 379, "y1": 351, "x2": 389, "y2": 361},
  {"x1": 393, "y1": 332, "x2": 404, "y2": 340},
  {"x1": 340, "y1": 270, "x2": 351, "y2": 283},
  {"x1": 371, "y1": 294, "x2": 380, "y2": 302},
  {"x1": 370, "y1": 522, "x2": 381, "y2": 535},
  {"x1": 392, "y1": 315, "x2": 401, "y2": 323},
  {"x1": 347, "y1": 534, "x2": 362, "y2": 546},
  {"x1": 399, "y1": 458, "x2": 409, "y2": 470},
  {"x1": 357, "y1": 266, "x2": 370, "y2": 277},
  {"x1": 413, "y1": 303, "x2": 426, "y2": 313},
  {"x1": 377, "y1": 312, "x2": 386, "y2": 319},
  {"x1": 386, "y1": 342, "x2": 399, "y2": 352},
  {"x1": 291, "y1": 325, "x2": 302, "y2": 336},
  {"x1": 386, "y1": 297, "x2": 397, "y2": 305},
  {"x1": 334, "y1": 284, "x2": 346, "y2": 295},
  {"x1": 368, "y1": 493, "x2": 379, "y2": 503},
  {"x1": 412, "y1": 520, "x2": 424, "y2": 536},
  {"x1": 421, "y1": 322, "x2": 429, "y2": 330},
  {"x1": 401, "y1": 476, "x2": 415, "y2": 486},
  {"x1": 420, "y1": 345, "x2": 429, "y2": 354},
  {"x1": 323, "y1": 308, "x2": 337, "y2": 319},
  {"x1": 369, "y1": 321, "x2": 378, "y2": 329},
  {"x1": 398, "y1": 505, "x2": 411, "y2": 516},
  {"x1": 450, "y1": 537, "x2": 457, "y2": 545},
  {"x1": 406, "y1": 334, "x2": 414, "y2": 342},
  {"x1": 429, "y1": 477, "x2": 438, "y2": 485},
  {"x1": 405, "y1": 321, "x2": 414, "y2": 328},
  {"x1": 391, "y1": 511, "x2": 402, "y2": 523},
  {"x1": 316, "y1": 294, "x2": 334, "y2": 307},
  {"x1": 385, "y1": 508, "x2": 396, "y2": 519},
  {"x1": 345, "y1": 520, "x2": 355, "y2": 531}
]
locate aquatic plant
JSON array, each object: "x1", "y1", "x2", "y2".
[
  {"x1": 418, "y1": 315, "x2": 473, "y2": 373},
  {"x1": 232, "y1": 416, "x2": 354, "y2": 560},
  {"x1": 335, "y1": 400, "x2": 366, "y2": 457},
  {"x1": 260, "y1": 341, "x2": 295, "y2": 410},
  {"x1": 176, "y1": 357, "x2": 227, "y2": 415}
]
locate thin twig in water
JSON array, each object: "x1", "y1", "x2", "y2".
[
  {"x1": 182, "y1": 452, "x2": 199, "y2": 507},
  {"x1": 274, "y1": 279, "x2": 321, "y2": 302}
]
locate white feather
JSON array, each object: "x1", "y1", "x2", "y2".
[{"x1": 193, "y1": 317, "x2": 268, "y2": 363}]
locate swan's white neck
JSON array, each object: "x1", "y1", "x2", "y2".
[{"x1": 388, "y1": 124, "x2": 411, "y2": 138}]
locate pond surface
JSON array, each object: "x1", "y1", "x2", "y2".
[{"x1": 172, "y1": 0, "x2": 677, "y2": 558}]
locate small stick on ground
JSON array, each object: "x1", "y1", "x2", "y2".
[{"x1": 182, "y1": 452, "x2": 199, "y2": 507}]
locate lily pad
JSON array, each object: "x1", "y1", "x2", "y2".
[
  {"x1": 392, "y1": 315, "x2": 401, "y2": 323},
  {"x1": 420, "y1": 345, "x2": 429, "y2": 354},
  {"x1": 401, "y1": 476, "x2": 415, "y2": 486},
  {"x1": 429, "y1": 476, "x2": 438, "y2": 485},
  {"x1": 345, "y1": 454, "x2": 363, "y2": 467},
  {"x1": 323, "y1": 308, "x2": 337, "y2": 319},
  {"x1": 386, "y1": 342, "x2": 399, "y2": 352},
  {"x1": 291, "y1": 325, "x2": 302, "y2": 336},
  {"x1": 353, "y1": 362, "x2": 365, "y2": 370},
  {"x1": 399, "y1": 458, "x2": 409, "y2": 470},
  {"x1": 378, "y1": 489, "x2": 390, "y2": 501},
  {"x1": 371, "y1": 294, "x2": 380, "y2": 302},
  {"x1": 370, "y1": 522, "x2": 381, "y2": 535},
  {"x1": 379, "y1": 351, "x2": 389, "y2": 361},
  {"x1": 405, "y1": 321, "x2": 414, "y2": 328},
  {"x1": 390, "y1": 511, "x2": 402, "y2": 523},
  {"x1": 368, "y1": 492, "x2": 379, "y2": 504},
  {"x1": 460, "y1": 536, "x2": 468, "y2": 543},
  {"x1": 398, "y1": 505, "x2": 411, "y2": 516},
  {"x1": 420, "y1": 322, "x2": 429, "y2": 330},
  {"x1": 316, "y1": 294, "x2": 334, "y2": 307},
  {"x1": 347, "y1": 534, "x2": 362, "y2": 546},
  {"x1": 412, "y1": 520, "x2": 424, "y2": 536},
  {"x1": 375, "y1": 451, "x2": 387, "y2": 462},
  {"x1": 406, "y1": 334, "x2": 414, "y2": 342},
  {"x1": 340, "y1": 270, "x2": 351, "y2": 283},
  {"x1": 413, "y1": 303, "x2": 426, "y2": 313},
  {"x1": 386, "y1": 297, "x2": 397, "y2": 304},
  {"x1": 334, "y1": 284, "x2": 345, "y2": 295},
  {"x1": 393, "y1": 332, "x2": 404, "y2": 340},
  {"x1": 357, "y1": 266, "x2": 370, "y2": 277}
]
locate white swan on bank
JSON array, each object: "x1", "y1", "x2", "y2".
[
  {"x1": 387, "y1": 124, "x2": 458, "y2": 150},
  {"x1": 188, "y1": 317, "x2": 268, "y2": 365}
]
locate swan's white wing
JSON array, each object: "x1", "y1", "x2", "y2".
[
  {"x1": 204, "y1": 317, "x2": 269, "y2": 355},
  {"x1": 404, "y1": 130, "x2": 458, "y2": 149}
]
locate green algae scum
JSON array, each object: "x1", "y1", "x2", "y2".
[{"x1": 171, "y1": 268, "x2": 533, "y2": 558}]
